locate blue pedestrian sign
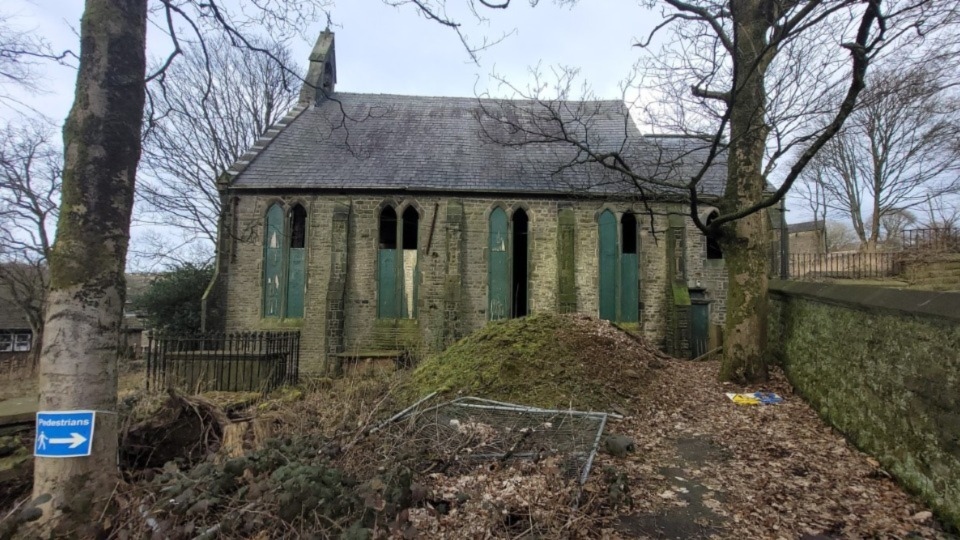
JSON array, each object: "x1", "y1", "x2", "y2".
[{"x1": 35, "y1": 411, "x2": 96, "y2": 458}]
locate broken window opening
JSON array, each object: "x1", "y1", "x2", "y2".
[
  {"x1": 706, "y1": 211, "x2": 723, "y2": 260},
  {"x1": 379, "y1": 206, "x2": 398, "y2": 249},
  {"x1": 621, "y1": 213, "x2": 637, "y2": 254},
  {"x1": 401, "y1": 206, "x2": 420, "y2": 318},
  {"x1": 512, "y1": 209, "x2": 529, "y2": 318},
  {"x1": 290, "y1": 204, "x2": 307, "y2": 248},
  {"x1": 402, "y1": 206, "x2": 419, "y2": 250}
]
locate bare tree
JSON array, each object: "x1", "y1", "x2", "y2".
[
  {"x1": 802, "y1": 62, "x2": 960, "y2": 250},
  {"x1": 0, "y1": 13, "x2": 77, "y2": 113},
  {"x1": 825, "y1": 220, "x2": 860, "y2": 252},
  {"x1": 412, "y1": 0, "x2": 959, "y2": 381},
  {"x1": 0, "y1": 123, "x2": 60, "y2": 359},
  {"x1": 920, "y1": 195, "x2": 959, "y2": 231},
  {"x1": 138, "y1": 38, "x2": 299, "y2": 261},
  {"x1": 25, "y1": 0, "x2": 329, "y2": 532}
]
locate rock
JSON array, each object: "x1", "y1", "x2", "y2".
[
  {"x1": 911, "y1": 511, "x2": 933, "y2": 522},
  {"x1": 603, "y1": 435, "x2": 636, "y2": 458},
  {"x1": 0, "y1": 436, "x2": 21, "y2": 458}
]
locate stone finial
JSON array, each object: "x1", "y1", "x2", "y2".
[{"x1": 298, "y1": 29, "x2": 336, "y2": 106}]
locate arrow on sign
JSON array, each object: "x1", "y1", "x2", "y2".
[{"x1": 49, "y1": 433, "x2": 87, "y2": 449}]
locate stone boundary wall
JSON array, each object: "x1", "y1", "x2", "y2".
[
  {"x1": 901, "y1": 252, "x2": 960, "y2": 289},
  {"x1": 769, "y1": 280, "x2": 960, "y2": 529}
]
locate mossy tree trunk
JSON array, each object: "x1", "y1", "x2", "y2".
[
  {"x1": 31, "y1": 0, "x2": 147, "y2": 531},
  {"x1": 717, "y1": 0, "x2": 773, "y2": 383}
]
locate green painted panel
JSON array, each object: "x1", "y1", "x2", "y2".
[
  {"x1": 620, "y1": 253, "x2": 639, "y2": 322},
  {"x1": 691, "y1": 302, "x2": 709, "y2": 358},
  {"x1": 488, "y1": 208, "x2": 509, "y2": 320},
  {"x1": 598, "y1": 210, "x2": 618, "y2": 321},
  {"x1": 285, "y1": 248, "x2": 305, "y2": 318},
  {"x1": 378, "y1": 249, "x2": 399, "y2": 318},
  {"x1": 263, "y1": 204, "x2": 284, "y2": 318}
]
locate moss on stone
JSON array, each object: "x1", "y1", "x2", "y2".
[{"x1": 771, "y1": 289, "x2": 960, "y2": 530}]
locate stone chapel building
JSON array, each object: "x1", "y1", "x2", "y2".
[{"x1": 202, "y1": 31, "x2": 743, "y2": 374}]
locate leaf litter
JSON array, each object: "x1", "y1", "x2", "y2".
[{"x1": 11, "y1": 314, "x2": 947, "y2": 539}]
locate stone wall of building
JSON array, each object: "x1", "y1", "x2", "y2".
[
  {"x1": 789, "y1": 229, "x2": 825, "y2": 255},
  {"x1": 213, "y1": 194, "x2": 729, "y2": 372}
]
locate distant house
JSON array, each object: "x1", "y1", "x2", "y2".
[
  {"x1": 0, "y1": 270, "x2": 156, "y2": 365},
  {"x1": 0, "y1": 285, "x2": 34, "y2": 370},
  {"x1": 122, "y1": 273, "x2": 158, "y2": 359},
  {"x1": 202, "y1": 31, "x2": 781, "y2": 373},
  {"x1": 788, "y1": 221, "x2": 827, "y2": 254}
]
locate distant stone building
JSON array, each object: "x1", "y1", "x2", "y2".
[
  {"x1": 203, "y1": 32, "x2": 769, "y2": 373},
  {"x1": 788, "y1": 221, "x2": 827, "y2": 254}
]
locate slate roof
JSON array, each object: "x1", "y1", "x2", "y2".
[
  {"x1": 788, "y1": 221, "x2": 825, "y2": 234},
  {"x1": 0, "y1": 291, "x2": 30, "y2": 330},
  {"x1": 227, "y1": 93, "x2": 727, "y2": 198}
]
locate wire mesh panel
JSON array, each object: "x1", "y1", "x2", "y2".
[{"x1": 385, "y1": 397, "x2": 607, "y2": 493}]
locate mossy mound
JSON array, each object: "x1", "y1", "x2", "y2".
[{"x1": 404, "y1": 313, "x2": 663, "y2": 410}]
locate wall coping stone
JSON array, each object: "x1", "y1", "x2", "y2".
[{"x1": 769, "y1": 279, "x2": 960, "y2": 323}]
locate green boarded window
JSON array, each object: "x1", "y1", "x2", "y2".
[
  {"x1": 488, "y1": 207, "x2": 509, "y2": 320},
  {"x1": 378, "y1": 206, "x2": 399, "y2": 318},
  {"x1": 263, "y1": 204, "x2": 285, "y2": 318},
  {"x1": 598, "y1": 210, "x2": 618, "y2": 321},
  {"x1": 262, "y1": 202, "x2": 308, "y2": 319},
  {"x1": 620, "y1": 213, "x2": 639, "y2": 323},
  {"x1": 598, "y1": 210, "x2": 641, "y2": 323},
  {"x1": 378, "y1": 205, "x2": 420, "y2": 320},
  {"x1": 285, "y1": 204, "x2": 307, "y2": 318}
]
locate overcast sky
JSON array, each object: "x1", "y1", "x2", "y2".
[
  {"x1": 2, "y1": 0, "x2": 818, "y2": 266},
  {"x1": 4, "y1": 0, "x2": 656, "y2": 121}
]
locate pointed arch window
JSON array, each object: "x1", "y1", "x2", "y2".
[
  {"x1": 378, "y1": 205, "x2": 419, "y2": 319},
  {"x1": 598, "y1": 210, "x2": 641, "y2": 322},
  {"x1": 262, "y1": 203, "x2": 308, "y2": 319},
  {"x1": 620, "y1": 213, "x2": 639, "y2": 322},
  {"x1": 488, "y1": 207, "x2": 529, "y2": 320}
]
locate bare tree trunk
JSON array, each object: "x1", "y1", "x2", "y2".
[
  {"x1": 718, "y1": 0, "x2": 770, "y2": 382},
  {"x1": 31, "y1": 0, "x2": 147, "y2": 532}
]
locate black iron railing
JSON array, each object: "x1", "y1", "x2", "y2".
[
  {"x1": 146, "y1": 331, "x2": 299, "y2": 393},
  {"x1": 778, "y1": 251, "x2": 903, "y2": 280},
  {"x1": 902, "y1": 227, "x2": 960, "y2": 252}
]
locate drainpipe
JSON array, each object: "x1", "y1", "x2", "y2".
[{"x1": 779, "y1": 198, "x2": 789, "y2": 280}]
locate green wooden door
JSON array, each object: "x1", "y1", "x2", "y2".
[
  {"x1": 488, "y1": 208, "x2": 509, "y2": 320},
  {"x1": 263, "y1": 204, "x2": 284, "y2": 318},
  {"x1": 378, "y1": 249, "x2": 398, "y2": 318},
  {"x1": 598, "y1": 210, "x2": 617, "y2": 321},
  {"x1": 620, "y1": 253, "x2": 638, "y2": 322},
  {"x1": 691, "y1": 301, "x2": 710, "y2": 358}
]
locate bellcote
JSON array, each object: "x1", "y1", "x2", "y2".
[{"x1": 298, "y1": 29, "x2": 336, "y2": 106}]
